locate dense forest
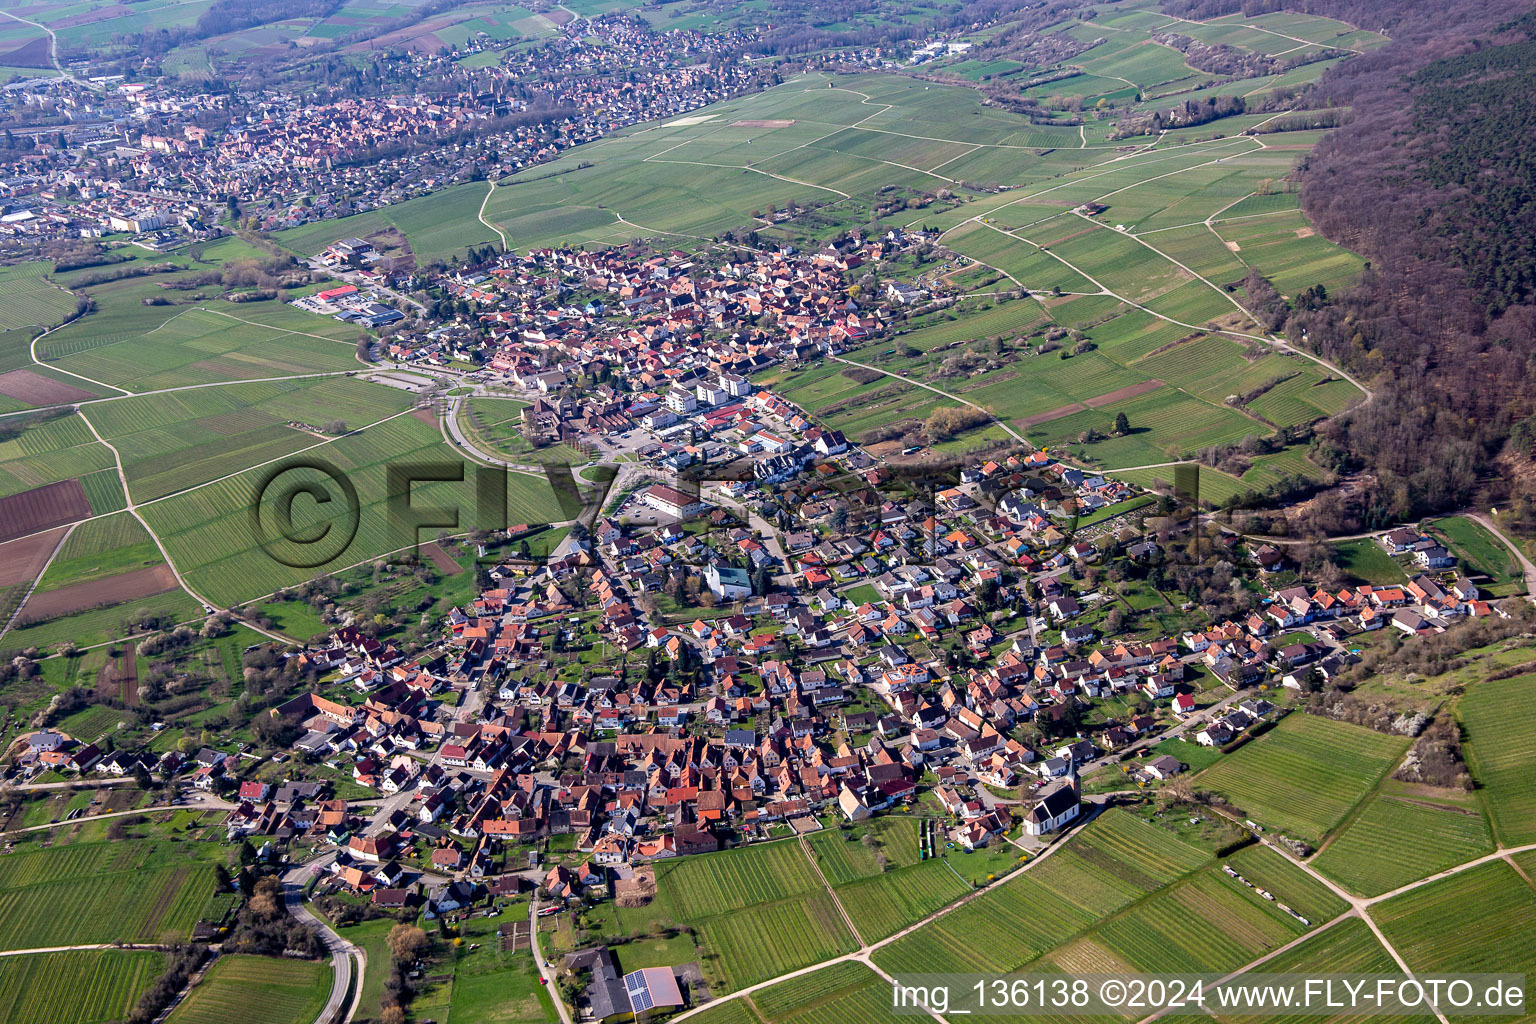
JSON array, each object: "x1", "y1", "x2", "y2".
[{"x1": 1167, "y1": 0, "x2": 1536, "y2": 529}]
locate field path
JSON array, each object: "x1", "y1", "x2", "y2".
[
  {"x1": 676, "y1": 782, "x2": 1536, "y2": 1024},
  {"x1": 0, "y1": 369, "x2": 364, "y2": 424},
  {"x1": 1195, "y1": 804, "x2": 1536, "y2": 1024},
  {"x1": 829, "y1": 354, "x2": 1026, "y2": 443},
  {"x1": 0, "y1": 799, "x2": 238, "y2": 838},
  {"x1": 28, "y1": 321, "x2": 131, "y2": 396},
  {"x1": 0, "y1": 942, "x2": 178, "y2": 957},
  {"x1": 74, "y1": 405, "x2": 294, "y2": 644},
  {"x1": 667, "y1": 800, "x2": 1110, "y2": 1024},
  {"x1": 478, "y1": 180, "x2": 510, "y2": 251},
  {"x1": 799, "y1": 834, "x2": 865, "y2": 946},
  {"x1": 1137, "y1": 912, "x2": 1359, "y2": 1024},
  {"x1": 136, "y1": 406, "x2": 418, "y2": 510},
  {"x1": 936, "y1": 137, "x2": 1253, "y2": 241},
  {"x1": 202, "y1": 306, "x2": 381, "y2": 356},
  {"x1": 647, "y1": 156, "x2": 853, "y2": 199},
  {"x1": 959, "y1": 209, "x2": 1372, "y2": 403},
  {"x1": 1093, "y1": 213, "x2": 1374, "y2": 400},
  {"x1": 0, "y1": 523, "x2": 73, "y2": 644},
  {"x1": 1161, "y1": 11, "x2": 1373, "y2": 54},
  {"x1": 0, "y1": 10, "x2": 95, "y2": 86}
]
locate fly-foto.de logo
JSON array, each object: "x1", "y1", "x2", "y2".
[{"x1": 248, "y1": 456, "x2": 515, "y2": 569}]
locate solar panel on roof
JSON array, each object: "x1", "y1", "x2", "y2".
[{"x1": 626, "y1": 971, "x2": 654, "y2": 1012}]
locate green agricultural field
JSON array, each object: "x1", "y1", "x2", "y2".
[
  {"x1": 58, "y1": 702, "x2": 127, "y2": 743},
  {"x1": 646, "y1": 838, "x2": 823, "y2": 921},
  {"x1": 874, "y1": 809, "x2": 1208, "y2": 976},
  {"x1": 331, "y1": 917, "x2": 394, "y2": 1021},
  {"x1": 312, "y1": 70, "x2": 1303, "y2": 261},
  {"x1": 38, "y1": 304, "x2": 360, "y2": 393},
  {"x1": 275, "y1": 182, "x2": 502, "y2": 262},
  {"x1": 834, "y1": 862, "x2": 970, "y2": 941},
  {"x1": 142, "y1": 412, "x2": 563, "y2": 607},
  {"x1": 0, "y1": 949, "x2": 166, "y2": 1024},
  {"x1": 1222, "y1": 844, "x2": 1349, "y2": 925},
  {"x1": 33, "y1": 512, "x2": 162, "y2": 593},
  {"x1": 945, "y1": 222, "x2": 1098, "y2": 293},
  {"x1": 1112, "y1": 463, "x2": 1244, "y2": 506},
  {"x1": 0, "y1": 839, "x2": 226, "y2": 950},
  {"x1": 244, "y1": 62, "x2": 1367, "y2": 476},
  {"x1": 596, "y1": 837, "x2": 857, "y2": 989},
  {"x1": 1212, "y1": 210, "x2": 1366, "y2": 297},
  {"x1": 1154, "y1": 737, "x2": 1223, "y2": 773},
  {"x1": 743, "y1": 960, "x2": 897, "y2": 1024},
  {"x1": 1236, "y1": 446, "x2": 1330, "y2": 493},
  {"x1": 1212, "y1": 916, "x2": 1438, "y2": 1024},
  {"x1": 1460, "y1": 673, "x2": 1536, "y2": 845},
  {"x1": 1194, "y1": 713, "x2": 1408, "y2": 843},
  {"x1": 0, "y1": 65, "x2": 61, "y2": 84},
  {"x1": 1429, "y1": 516, "x2": 1524, "y2": 595},
  {"x1": 446, "y1": 949, "x2": 554, "y2": 1024},
  {"x1": 1091, "y1": 862, "x2": 1313, "y2": 974},
  {"x1": 1331, "y1": 537, "x2": 1409, "y2": 584},
  {"x1": 1313, "y1": 788, "x2": 1492, "y2": 897},
  {"x1": 807, "y1": 817, "x2": 922, "y2": 883},
  {"x1": 1374, "y1": 860, "x2": 1536, "y2": 978},
  {"x1": 6, "y1": 588, "x2": 203, "y2": 651},
  {"x1": 83, "y1": 376, "x2": 410, "y2": 504},
  {"x1": 80, "y1": 467, "x2": 128, "y2": 514},
  {"x1": 0, "y1": 262, "x2": 78, "y2": 332},
  {"x1": 694, "y1": 892, "x2": 858, "y2": 989},
  {"x1": 166, "y1": 955, "x2": 330, "y2": 1024},
  {"x1": 0, "y1": 412, "x2": 115, "y2": 498},
  {"x1": 689, "y1": 997, "x2": 765, "y2": 1024}
]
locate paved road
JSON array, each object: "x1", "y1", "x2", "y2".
[
  {"x1": 312, "y1": 263, "x2": 426, "y2": 314},
  {"x1": 708, "y1": 484, "x2": 791, "y2": 579},
  {"x1": 529, "y1": 898, "x2": 575, "y2": 1024},
  {"x1": 1467, "y1": 511, "x2": 1536, "y2": 598},
  {"x1": 283, "y1": 860, "x2": 362, "y2": 1024},
  {"x1": 1210, "y1": 508, "x2": 1535, "y2": 601},
  {"x1": 364, "y1": 683, "x2": 488, "y2": 837},
  {"x1": 440, "y1": 392, "x2": 547, "y2": 474},
  {"x1": 1, "y1": 777, "x2": 136, "y2": 793}
]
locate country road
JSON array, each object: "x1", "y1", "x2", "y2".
[
  {"x1": 284, "y1": 860, "x2": 362, "y2": 1024},
  {"x1": 529, "y1": 898, "x2": 575, "y2": 1024},
  {"x1": 0, "y1": 10, "x2": 96, "y2": 87},
  {"x1": 1467, "y1": 511, "x2": 1536, "y2": 597},
  {"x1": 0, "y1": 798, "x2": 238, "y2": 838}
]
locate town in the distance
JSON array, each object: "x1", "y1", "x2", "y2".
[{"x1": 0, "y1": 0, "x2": 1534, "y2": 1023}]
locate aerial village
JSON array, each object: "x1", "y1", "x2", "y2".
[
  {"x1": 0, "y1": 14, "x2": 768, "y2": 248},
  {"x1": 21, "y1": 223, "x2": 1508, "y2": 944}
]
